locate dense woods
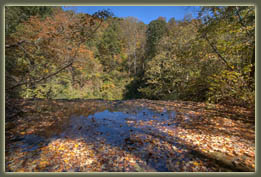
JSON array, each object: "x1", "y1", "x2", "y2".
[{"x1": 5, "y1": 6, "x2": 255, "y2": 108}]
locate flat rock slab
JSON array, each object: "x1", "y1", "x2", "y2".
[{"x1": 5, "y1": 99, "x2": 255, "y2": 172}]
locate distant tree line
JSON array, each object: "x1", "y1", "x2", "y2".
[{"x1": 5, "y1": 6, "x2": 255, "y2": 108}]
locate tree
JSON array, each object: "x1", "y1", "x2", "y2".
[
  {"x1": 198, "y1": 6, "x2": 255, "y2": 107},
  {"x1": 145, "y1": 19, "x2": 167, "y2": 61},
  {"x1": 5, "y1": 6, "x2": 56, "y2": 36},
  {"x1": 6, "y1": 8, "x2": 112, "y2": 98},
  {"x1": 138, "y1": 18, "x2": 210, "y2": 100},
  {"x1": 120, "y1": 17, "x2": 146, "y2": 75},
  {"x1": 97, "y1": 18, "x2": 123, "y2": 72}
]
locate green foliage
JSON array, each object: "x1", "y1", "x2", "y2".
[
  {"x1": 138, "y1": 53, "x2": 175, "y2": 99},
  {"x1": 207, "y1": 68, "x2": 254, "y2": 107},
  {"x1": 198, "y1": 6, "x2": 255, "y2": 108},
  {"x1": 145, "y1": 19, "x2": 167, "y2": 59},
  {"x1": 134, "y1": 6, "x2": 255, "y2": 109},
  {"x1": 5, "y1": 6, "x2": 255, "y2": 109},
  {"x1": 97, "y1": 20, "x2": 122, "y2": 72},
  {"x1": 5, "y1": 6, "x2": 57, "y2": 35}
]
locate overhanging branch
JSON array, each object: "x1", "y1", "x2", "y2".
[
  {"x1": 5, "y1": 40, "x2": 26, "y2": 48},
  {"x1": 204, "y1": 34, "x2": 233, "y2": 71},
  {"x1": 6, "y1": 61, "x2": 73, "y2": 90}
]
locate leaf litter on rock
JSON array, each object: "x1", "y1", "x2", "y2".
[{"x1": 5, "y1": 99, "x2": 255, "y2": 172}]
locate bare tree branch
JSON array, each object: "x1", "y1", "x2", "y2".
[
  {"x1": 6, "y1": 14, "x2": 106, "y2": 91},
  {"x1": 204, "y1": 34, "x2": 233, "y2": 71},
  {"x1": 6, "y1": 61, "x2": 73, "y2": 90},
  {"x1": 235, "y1": 7, "x2": 252, "y2": 38},
  {"x1": 5, "y1": 40, "x2": 26, "y2": 48}
]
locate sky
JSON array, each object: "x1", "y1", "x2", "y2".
[{"x1": 62, "y1": 6, "x2": 201, "y2": 24}]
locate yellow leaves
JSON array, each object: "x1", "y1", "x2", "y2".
[
  {"x1": 102, "y1": 83, "x2": 115, "y2": 90},
  {"x1": 193, "y1": 162, "x2": 200, "y2": 166},
  {"x1": 58, "y1": 146, "x2": 65, "y2": 151},
  {"x1": 39, "y1": 160, "x2": 49, "y2": 168},
  {"x1": 86, "y1": 159, "x2": 94, "y2": 165},
  {"x1": 17, "y1": 168, "x2": 25, "y2": 172},
  {"x1": 167, "y1": 130, "x2": 173, "y2": 136},
  {"x1": 251, "y1": 164, "x2": 255, "y2": 168},
  {"x1": 226, "y1": 151, "x2": 234, "y2": 157},
  {"x1": 129, "y1": 158, "x2": 135, "y2": 163},
  {"x1": 172, "y1": 145, "x2": 178, "y2": 151},
  {"x1": 202, "y1": 149, "x2": 208, "y2": 153}
]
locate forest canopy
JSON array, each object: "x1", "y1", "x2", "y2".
[{"x1": 5, "y1": 6, "x2": 255, "y2": 108}]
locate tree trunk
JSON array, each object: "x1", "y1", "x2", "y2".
[
  {"x1": 249, "y1": 46, "x2": 255, "y2": 90},
  {"x1": 250, "y1": 46, "x2": 255, "y2": 79}
]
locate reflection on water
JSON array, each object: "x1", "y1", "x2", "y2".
[
  {"x1": 64, "y1": 108, "x2": 176, "y2": 147},
  {"x1": 7, "y1": 101, "x2": 177, "y2": 154},
  {"x1": 89, "y1": 108, "x2": 176, "y2": 121},
  {"x1": 62, "y1": 108, "x2": 178, "y2": 171},
  {"x1": 20, "y1": 134, "x2": 45, "y2": 152}
]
